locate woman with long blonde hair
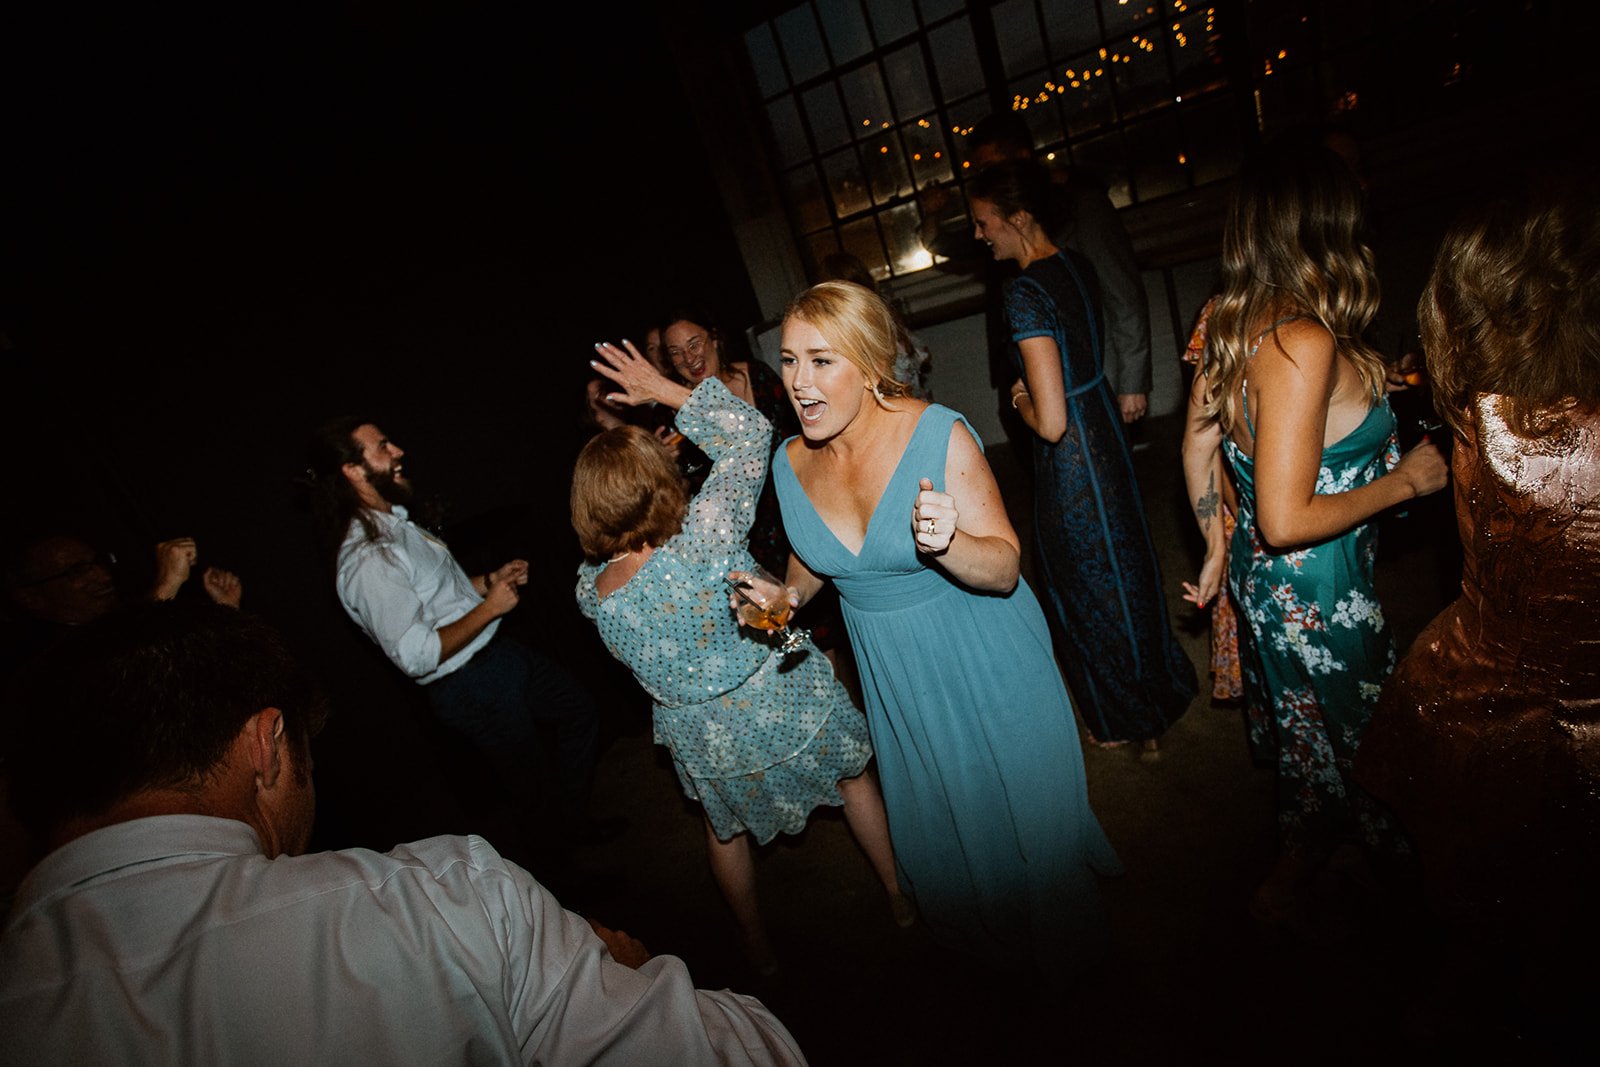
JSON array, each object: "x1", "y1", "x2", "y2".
[
  {"x1": 770, "y1": 279, "x2": 1120, "y2": 985},
  {"x1": 1181, "y1": 143, "x2": 1448, "y2": 927}
]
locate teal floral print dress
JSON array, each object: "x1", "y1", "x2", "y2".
[{"x1": 1223, "y1": 323, "x2": 1411, "y2": 861}]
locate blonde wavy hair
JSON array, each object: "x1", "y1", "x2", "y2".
[
  {"x1": 1420, "y1": 168, "x2": 1600, "y2": 440},
  {"x1": 1200, "y1": 143, "x2": 1384, "y2": 433},
  {"x1": 781, "y1": 280, "x2": 912, "y2": 400}
]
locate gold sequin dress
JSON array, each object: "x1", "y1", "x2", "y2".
[{"x1": 1356, "y1": 395, "x2": 1600, "y2": 940}]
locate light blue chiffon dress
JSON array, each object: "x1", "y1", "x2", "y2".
[{"x1": 773, "y1": 403, "x2": 1121, "y2": 977}]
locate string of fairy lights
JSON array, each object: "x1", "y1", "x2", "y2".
[{"x1": 840, "y1": 2, "x2": 1228, "y2": 172}]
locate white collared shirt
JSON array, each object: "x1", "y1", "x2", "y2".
[
  {"x1": 336, "y1": 505, "x2": 495, "y2": 684},
  {"x1": 0, "y1": 816, "x2": 807, "y2": 1065}
]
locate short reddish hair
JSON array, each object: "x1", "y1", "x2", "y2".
[{"x1": 570, "y1": 425, "x2": 688, "y2": 562}]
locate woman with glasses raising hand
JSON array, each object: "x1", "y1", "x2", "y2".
[
  {"x1": 658, "y1": 305, "x2": 868, "y2": 696},
  {"x1": 660, "y1": 306, "x2": 799, "y2": 578}
]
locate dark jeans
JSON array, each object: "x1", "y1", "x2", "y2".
[{"x1": 423, "y1": 633, "x2": 600, "y2": 829}]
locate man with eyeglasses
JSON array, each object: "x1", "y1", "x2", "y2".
[{"x1": 1, "y1": 530, "x2": 243, "y2": 682}]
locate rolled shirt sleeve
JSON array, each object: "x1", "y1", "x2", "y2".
[
  {"x1": 335, "y1": 509, "x2": 496, "y2": 683},
  {"x1": 463, "y1": 835, "x2": 809, "y2": 1064},
  {"x1": 0, "y1": 821, "x2": 808, "y2": 1065}
]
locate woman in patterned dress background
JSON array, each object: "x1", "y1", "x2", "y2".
[
  {"x1": 965, "y1": 158, "x2": 1196, "y2": 755},
  {"x1": 1355, "y1": 170, "x2": 1600, "y2": 1042},
  {"x1": 1180, "y1": 143, "x2": 1448, "y2": 928}
]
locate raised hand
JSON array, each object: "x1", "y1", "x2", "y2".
[
  {"x1": 201, "y1": 566, "x2": 244, "y2": 609},
  {"x1": 654, "y1": 424, "x2": 685, "y2": 459},
  {"x1": 585, "y1": 378, "x2": 628, "y2": 430},
  {"x1": 912, "y1": 476, "x2": 957, "y2": 554},
  {"x1": 152, "y1": 537, "x2": 198, "y2": 600},
  {"x1": 591, "y1": 340, "x2": 692, "y2": 411},
  {"x1": 1395, "y1": 438, "x2": 1450, "y2": 499},
  {"x1": 479, "y1": 559, "x2": 528, "y2": 617},
  {"x1": 726, "y1": 568, "x2": 798, "y2": 629},
  {"x1": 487, "y1": 559, "x2": 530, "y2": 589}
]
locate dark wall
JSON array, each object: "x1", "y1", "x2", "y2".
[
  {"x1": 2, "y1": 4, "x2": 759, "y2": 591},
  {"x1": 0, "y1": 2, "x2": 757, "y2": 847}
]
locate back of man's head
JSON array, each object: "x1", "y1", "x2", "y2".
[
  {"x1": 1, "y1": 600, "x2": 324, "y2": 841},
  {"x1": 970, "y1": 111, "x2": 1037, "y2": 166}
]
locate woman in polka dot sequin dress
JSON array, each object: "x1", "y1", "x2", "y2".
[{"x1": 574, "y1": 339, "x2": 910, "y2": 975}]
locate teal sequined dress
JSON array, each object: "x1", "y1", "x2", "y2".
[{"x1": 576, "y1": 378, "x2": 872, "y2": 844}]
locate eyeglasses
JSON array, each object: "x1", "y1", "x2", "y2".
[
  {"x1": 666, "y1": 335, "x2": 709, "y2": 362},
  {"x1": 16, "y1": 550, "x2": 117, "y2": 588}
]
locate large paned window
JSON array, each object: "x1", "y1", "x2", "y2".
[
  {"x1": 741, "y1": 0, "x2": 1545, "y2": 284},
  {"x1": 744, "y1": 1, "x2": 1236, "y2": 282},
  {"x1": 745, "y1": 2, "x2": 990, "y2": 283}
]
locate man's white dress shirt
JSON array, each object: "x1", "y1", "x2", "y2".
[
  {"x1": 0, "y1": 816, "x2": 807, "y2": 1065},
  {"x1": 336, "y1": 506, "x2": 495, "y2": 684}
]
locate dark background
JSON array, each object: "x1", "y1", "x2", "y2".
[
  {"x1": 0, "y1": 1, "x2": 756, "y2": 850},
  {"x1": 2, "y1": 1, "x2": 755, "y2": 537}
]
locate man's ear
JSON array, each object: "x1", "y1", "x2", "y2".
[
  {"x1": 340, "y1": 460, "x2": 366, "y2": 488},
  {"x1": 243, "y1": 707, "x2": 287, "y2": 789}
]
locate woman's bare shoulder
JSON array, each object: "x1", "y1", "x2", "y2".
[
  {"x1": 1262, "y1": 315, "x2": 1333, "y2": 351},
  {"x1": 1253, "y1": 316, "x2": 1335, "y2": 377}
]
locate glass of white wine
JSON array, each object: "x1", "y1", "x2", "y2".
[{"x1": 726, "y1": 563, "x2": 810, "y2": 655}]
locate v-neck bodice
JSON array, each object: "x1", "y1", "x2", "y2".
[
  {"x1": 772, "y1": 400, "x2": 1120, "y2": 974},
  {"x1": 773, "y1": 404, "x2": 975, "y2": 611}
]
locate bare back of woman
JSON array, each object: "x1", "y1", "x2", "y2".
[{"x1": 1230, "y1": 315, "x2": 1380, "y2": 459}]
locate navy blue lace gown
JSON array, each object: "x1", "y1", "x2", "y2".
[{"x1": 1003, "y1": 250, "x2": 1197, "y2": 743}]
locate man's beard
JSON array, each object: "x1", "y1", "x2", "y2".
[{"x1": 364, "y1": 464, "x2": 414, "y2": 506}]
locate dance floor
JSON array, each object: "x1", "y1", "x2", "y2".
[{"x1": 306, "y1": 408, "x2": 1474, "y2": 1064}]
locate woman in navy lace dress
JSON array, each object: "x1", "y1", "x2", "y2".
[{"x1": 967, "y1": 160, "x2": 1196, "y2": 753}]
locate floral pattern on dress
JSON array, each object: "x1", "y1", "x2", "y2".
[{"x1": 1225, "y1": 391, "x2": 1411, "y2": 862}]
